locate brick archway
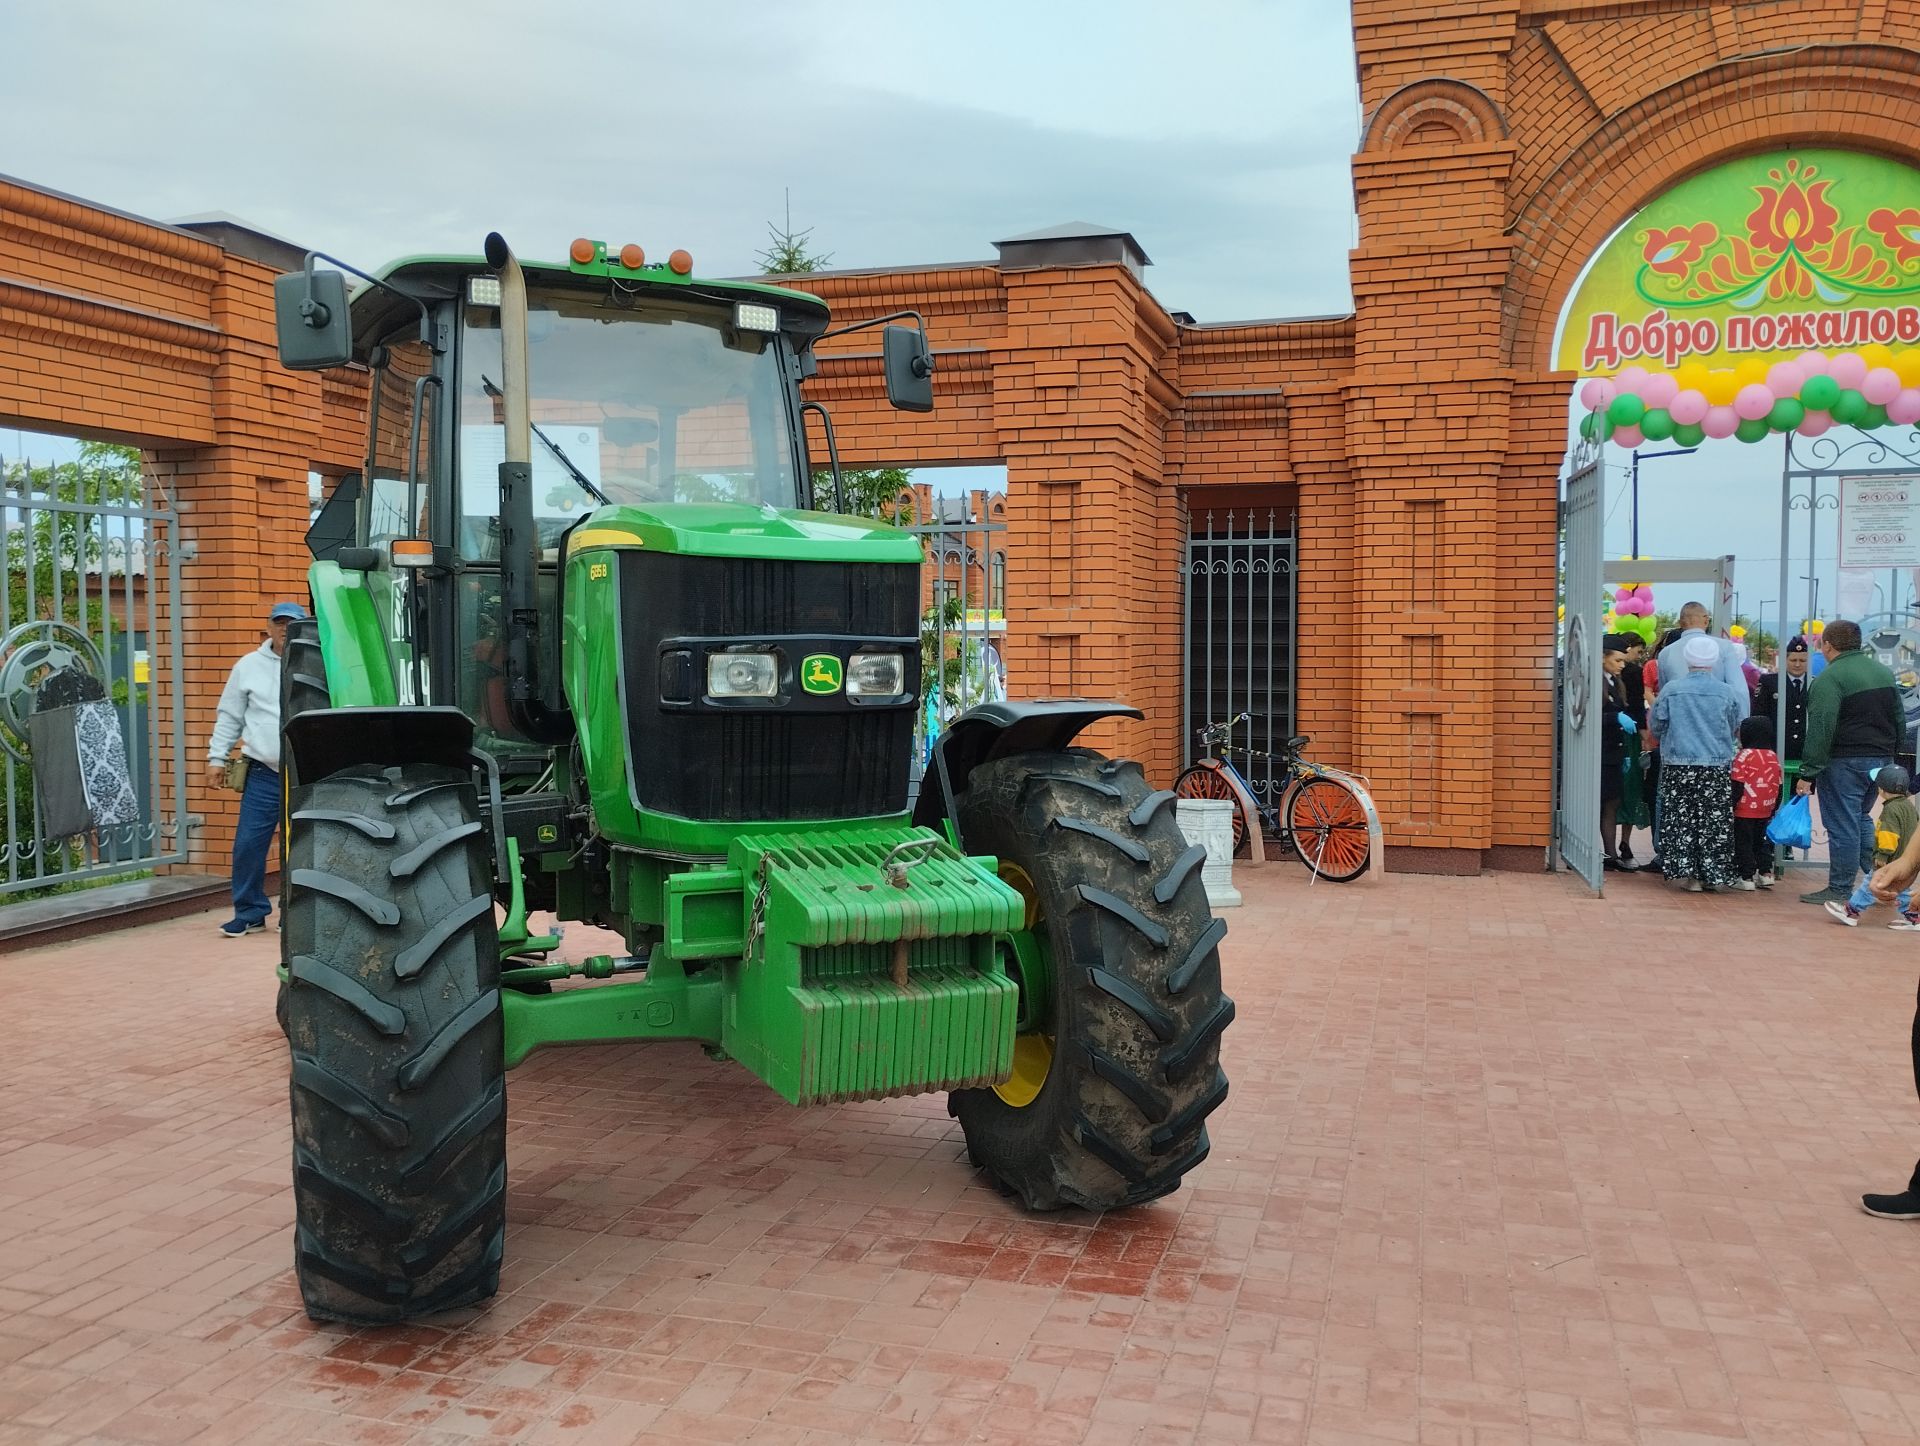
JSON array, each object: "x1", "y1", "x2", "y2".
[{"x1": 1504, "y1": 46, "x2": 1920, "y2": 374}]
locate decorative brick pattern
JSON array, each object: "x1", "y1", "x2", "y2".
[{"x1": 10, "y1": 9, "x2": 1920, "y2": 868}]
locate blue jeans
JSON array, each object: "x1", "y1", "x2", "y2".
[
  {"x1": 1819, "y1": 756, "x2": 1889, "y2": 894},
  {"x1": 1848, "y1": 879, "x2": 1912, "y2": 914},
  {"x1": 231, "y1": 759, "x2": 280, "y2": 926}
]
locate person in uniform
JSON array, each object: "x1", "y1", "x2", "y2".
[{"x1": 1754, "y1": 635, "x2": 1813, "y2": 762}]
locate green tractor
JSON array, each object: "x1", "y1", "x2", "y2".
[{"x1": 269, "y1": 233, "x2": 1233, "y2": 1323}]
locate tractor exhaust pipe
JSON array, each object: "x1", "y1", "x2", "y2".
[{"x1": 485, "y1": 232, "x2": 570, "y2": 743}]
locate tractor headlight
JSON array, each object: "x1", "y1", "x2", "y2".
[
  {"x1": 707, "y1": 651, "x2": 779, "y2": 698},
  {"x1": 846, "y1": 651, "x2": 906, "y2": 697}
]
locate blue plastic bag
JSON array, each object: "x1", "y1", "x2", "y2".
[{"x1": 1766, "y1": 793, "x2": 1813, "y2": 850}]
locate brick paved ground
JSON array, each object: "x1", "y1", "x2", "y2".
[{"x1": 6, "y1": 864, "x2": 1920, "y2": 1444}]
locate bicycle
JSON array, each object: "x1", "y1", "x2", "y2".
[{"x1": 1172, "y1": 714, "x2": 1379, "y2": 882}]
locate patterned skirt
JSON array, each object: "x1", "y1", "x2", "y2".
[{"x1": 1658, "y1": 763, "x2": 1735, "y2": 886}]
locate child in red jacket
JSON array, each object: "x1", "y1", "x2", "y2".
[{"x1": 1731, "y1": 715, "x2": 1783, "y2": 890}]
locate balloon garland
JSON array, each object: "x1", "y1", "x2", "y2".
[{"x1": 1579, "y1": 346, "x2": 1920, "y2": 444}]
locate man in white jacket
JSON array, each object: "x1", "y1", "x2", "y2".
[{"x1": 206, "y1": 601, "x2": 306, "y2": 937}]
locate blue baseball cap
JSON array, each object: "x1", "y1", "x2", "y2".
[{"x1": 269, "y1": 602, "x2": 309, "y2": 623}]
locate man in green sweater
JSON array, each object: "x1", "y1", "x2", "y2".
[{"x1": 1795, "y1": 619, "x2": 1909, "y2": 903}]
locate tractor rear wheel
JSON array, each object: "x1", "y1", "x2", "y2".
[
  {"x1": 949, "y1": 750, "x2": 1232, "y2": 1210},
  {"x1": 275, "y1": 617, "x2": 329, "y2": 1038},
  {"x1": 283, "y1": 762, "x2": 505, "y2": 1323}
]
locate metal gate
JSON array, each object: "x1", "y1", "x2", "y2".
[
  {"x1": 1556, "y1": 439, "x2": 1604, "y2": 892},
  {"x1": 1184, "y1": 506, "x2": 1296, "y2": 804},
  {"x1": 0, "y1": 447, "x2": 189, "y2": 898}
]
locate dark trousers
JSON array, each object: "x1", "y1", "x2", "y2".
[
  {"x1": 231, "y1": 759, "x2": 280, "y2": 926},
  {"x1": 1910, "y1": 980, "x2": 1920, "y2": 1195},
  {"x1": 1732, "y1": 816, "x2": 1771, "y2": 880}
]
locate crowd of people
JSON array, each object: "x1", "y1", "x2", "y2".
[{"x1": 1600, "y1": 602, "x2": 1913, "y2": 912}]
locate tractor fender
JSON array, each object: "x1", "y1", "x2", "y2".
[
  {"x1": 912, "y1": 699, "x2": 1144, "y2": 840},
  {"x1": 282, "y1": 706, "x2": 475, "y2": 792}
]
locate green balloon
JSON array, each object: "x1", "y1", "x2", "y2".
[
  {"x1": 1640, "y1": 407, "x2": 1674, "y2": 440},
  {"x1": 1580, "y1": 410, "x2": 1601, "y2": 441},
  {"x1": 1833, "y1": 388, "x2": 1868, "y2": 424},
  {"x1": 1768, "y1": 397, "x2": 1806, "y2": 432},
  {"x1": 1735, "y1": 416, "x2": 1771, "y2": 443},
  {"x1": 1673, "y1": 421, "x2": 1706, "y2": 446},
  {"x1": 1863, "y1": 402, "x2": 1890, "y2": 429},
  {"x1": 1803, "y1": 374, "x2": 1841, "y2": 410},
  {"x1": 1608, "y1": 393, "x2": 1646, "y2": 427}
]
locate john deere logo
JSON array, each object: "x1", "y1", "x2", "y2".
[{"x1": 801, "y1": 654, "x2": 843, "y2": 694}]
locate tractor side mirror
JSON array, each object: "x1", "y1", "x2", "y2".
[
  {"x1": 274, "y1": 269, "x2": 354, "y2": 370},
  {"x1": 883, "y1": 325, "x2": 934, "y2": 413}
]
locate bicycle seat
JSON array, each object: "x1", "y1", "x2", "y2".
[{"x1": 1286, "y1": 734, "x2": 1310, "y2": 750}]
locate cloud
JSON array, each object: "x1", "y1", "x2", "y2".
[{"x1": 0, "y1": 0, "x2": 1358, "y2": 322}]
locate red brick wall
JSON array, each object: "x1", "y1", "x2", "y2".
[{"x1": 11, "y1": 6, "x2": 1920, "y2": 871}]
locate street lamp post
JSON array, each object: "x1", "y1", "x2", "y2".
[{"x1": 1629, "y1": 446, "x2": 1701, "y2": 559}]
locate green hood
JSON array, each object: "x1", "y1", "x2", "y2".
[{"x1": 567, "y1": 503, "x2": 923, "y2": 565}]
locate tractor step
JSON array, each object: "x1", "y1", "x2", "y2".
[{"x1": 725, "y1": 828, "x2": 1025, "y2": 1105}]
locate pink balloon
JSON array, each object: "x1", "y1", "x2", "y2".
[
  {"x1": 1614, "y1": 365, "x2": 1650, "y2": 395},
  {"x1": 1734, "y1": 383, "x2": 1774, "y2": 421},
  {"x1": 1635, "y1": 584, "x2": 1654, "y2": 602},
  {"x1": 1766, "y1": 361, "x2": 1805, "y2": 396},
  {"x1": 1612, "y1": 423, "x2": 1645, "y2": 448},
  {"x1": 1615, "y1": 586, "x2": 1634, "y2": 602},
  {"x1": 1890, "y1": 389, "x2": 1920, "y2": 426},
  {"x1": 1799, "y1": 409, "x2": 1834, "y2": 436},
  {"x1": 1669, "y1": 389, "x2": 1709, "y2": 425},
  {"x1": 1798, "y1": 350, "x2": 1830, "y2": 377},
  {"x1": 1864, "y1": 366, "x2": 1902, "y2": 405},
  {"x1": 1832, "y1": 352, "x2": 1869, "y2": 389},
  {"x1": 1578, "y1": 378, "x2": 1615, "y2": 412},
  {"x1": 1703, "y1": 406, "x2": 1739, "y2": 439},
  {"x1": 1642, "y1": 372, "x2": 1679, "y2": 408}
]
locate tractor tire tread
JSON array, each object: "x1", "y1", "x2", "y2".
[
  {"x1": 289, "y1": 955, "x2": 406, "y2": 1036},
  {"x1": 949, "y1": 749, "x2": 1231, "y2": 1214},
  {"x1": 1049, "y1": 815, "x2": 1150, "y2": 864},
  {"x1": 284, "y1": 762, "x2": 504, "y2": 1324}
]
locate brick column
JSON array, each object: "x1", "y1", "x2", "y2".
[
  {"x1": 1347, "y1": 141, "x2": 1520, "y2": 870},
  {"x1": 994, "y1": 265, "x2": 1182, "y2": 783}
]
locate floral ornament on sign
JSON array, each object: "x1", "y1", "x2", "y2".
[
  {"x1": 1868, "y1": 206, "x2": 1920, "y2": 268},
  {"x1": 1634, "y1": 158, "x2": 1920, "y2": 308}
]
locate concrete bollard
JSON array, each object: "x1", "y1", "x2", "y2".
[{"x1": 1175, "y1": 798, "x2": 1242, "y2": 908}]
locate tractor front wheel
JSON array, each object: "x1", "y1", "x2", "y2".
[
  {"x1": 283, "y1": 762, "x2": 505, "y2": 1323},
  {"x1": 949, "y1": 750, "x2": 1233, "y2": 1210}
]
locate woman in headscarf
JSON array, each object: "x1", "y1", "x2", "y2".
[{"x1": 1650, "y1": 634, "x2": 1745, "y2": 891}]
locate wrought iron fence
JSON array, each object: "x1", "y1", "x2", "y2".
[
  {"x1": 1184, "y1": 507, "x2": 1296, "y2": 804},
  {"x1": 0, "y1": 451, "x2": 189, "y2": 898},
  {"x1": 834, "y1": 481, "x2": 1008, "y2": 789}
]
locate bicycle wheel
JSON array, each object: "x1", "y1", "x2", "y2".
[
  {"x1": 1174, "y1": 765, "x2": 1248, "y2": 854},
  {"x1": 1286, "y1": 776, "x2": 1371, "y2": 881}
]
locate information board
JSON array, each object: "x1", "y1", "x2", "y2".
[{"x1": 1839, "y1": 474, "x2": 1920, "y2": 569}]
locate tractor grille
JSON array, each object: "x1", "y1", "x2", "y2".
[{"x1": 618, "y1": 552, "x2": 919, "y2": 821}]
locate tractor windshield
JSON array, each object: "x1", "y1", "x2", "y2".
[{"x1": 457, "y1": 287, "x2": 801, "y2": 556}]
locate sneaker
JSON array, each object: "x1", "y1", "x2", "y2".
[
  {"x1": 1732, "y1": 879, "x2": 1756, "y2": 891},
  {"x1": 1700, "y1": 881, "x2": 1718, "y2": 893},
  {"x1": 1825, "y1": 901, "x2": 1862, "y2": 927},
  {"x1": 218, "y1": 919, "x2": 265, "y2": 938},
  {"x1": 1892, "y1": 914, "x2": 1920, "y2": 932},
  {"x1": 1687, "y1": 881, "x2": 1704, "y2": 893},
  {"x1": 1756, "y1": 874, "x2": 1776, "y2": 890},
  {"x1": 1862, "y1": 1189, "x2": 1920, "y2": 1219},
  {"x1": 1802, "y1": 885, "x2": 1850, "y2": 904}
]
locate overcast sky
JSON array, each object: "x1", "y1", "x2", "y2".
[
  {"x1": 0, "y1": 1, "x2": 1901, "y2": 616},
  {"x1": 0, "y1": 1, "x2": 1360, "y2": 324}
]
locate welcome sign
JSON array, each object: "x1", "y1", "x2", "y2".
[{"x1": 1558, "y1": 149, "x2": 1920, "y2": 377}]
